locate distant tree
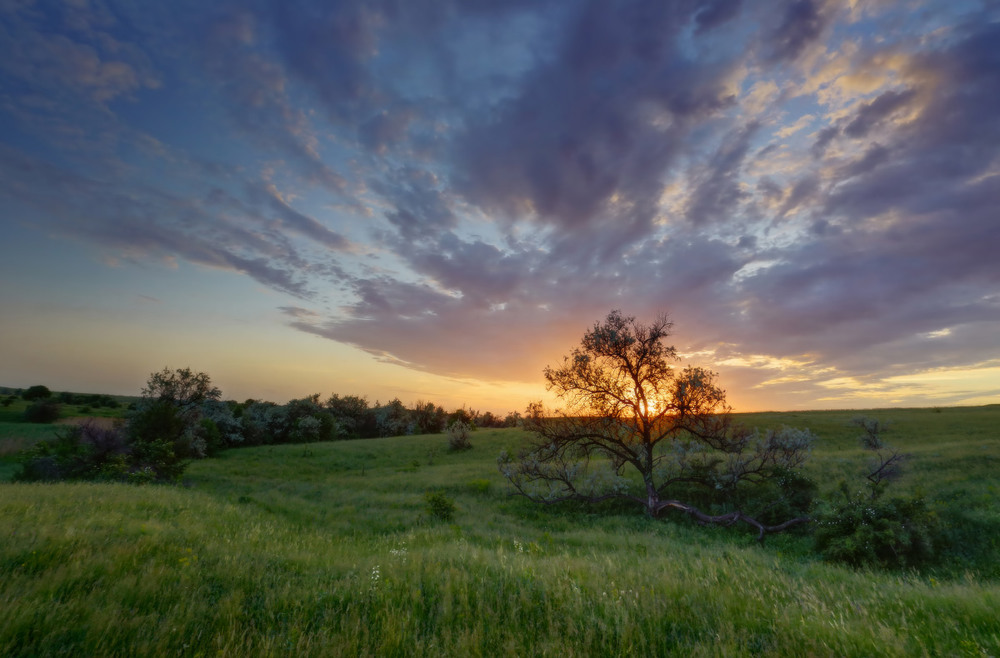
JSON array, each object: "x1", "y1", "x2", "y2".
[
  {"x1": 325, "y1": 394, "x2": 371, "y2": 438},
  {"x1": 239, "y1": 401, "x2": 282, "y2": 446},
  {"x1": 374, "y1": 398, "x2": 410, "y2": 437},
  {"x1": 499, "y1": 310, "x2": 816, "y2": 539},
  {"x1": 22, "y1": 385, "x2": 52, "y2": 401},
  {"x1": 409, "y1": 400, "x2": 447, "y2": 434},
  {"x1": 142, "y1": 367, "x2": 221, "y2": 410},
  {"x1": 502, "y1": 411, "x2": 522, "y2": 428},
  {"x1": 447, "y1": 407, "x2": 476, "y2": 430},
  {"x1": 282, "y1": 394, "x2": 336, "y2": 442},
  {"x1": 129, "y1": 367, "x2": 222, "y2": 468}
]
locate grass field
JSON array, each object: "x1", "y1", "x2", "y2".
[{"x1": 1, "y1": 406, "x2": 998, "y2": 656}]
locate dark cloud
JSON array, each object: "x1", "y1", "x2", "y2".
[
  {"x1": 684, "y1": 123, "x2": 758, "y2": 225},
  {"x1": 694, "y1": 0, "x2": 743, "y2": 33},
  {"x1": 245, "y1": 183, "x2": 351, "y2": 251},
  {"x1": 452, "y1": 0, "x2": 739, "y2": 234},
  {"x1": 810, "y1": 125, "x2": 839, "y2": 158},
  {"x1": 200, "y1": 10, "x2": 347, "y2": 192},
  {"x1": 765, "y1": 0, "x2": 830, "y2": 62},
  {"x1": 0, "y1": 144, "x2": 324, "y2": 298},
  {"x1": 2, "y1": 0, "x2": 998, "y2": 408},
  {"x1": 729, "y1": 20, "x2": 1000, "y2": 382},
  {"x1": 843, "y1": 89, "x2": 917, "y2": 139},
  {"x1": 372, "y1": 167, "x2": 457, "y2": 243}
]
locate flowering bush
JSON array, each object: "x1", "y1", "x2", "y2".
[
  {"x1": 813, "y1": 491, "x2": 938, "y2": 569},
  {"x1": 447, "y1": 420, "x2": 472, "y2": 452}
]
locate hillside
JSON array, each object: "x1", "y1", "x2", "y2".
[{"x1": 1, "y1": 407, "x2": 998, "y2": 655}]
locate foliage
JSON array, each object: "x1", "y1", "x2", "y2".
[
  {"x1": 57, "y1": 392, "x2": 121, "y2": 408},
  {"x1": 15, "y1": 418, "x2": 190, "y2": 483},
  {"x1": 409, "y1": 400, "x2": 447, "y2": 435},
  {"x1": 21, "y1": 385, "x2": 52, "y2": 401},
  {"x1": 325, "y1": 394, "x2": 372, "y2": 438},
  {"x1": 141, "y1": 367, "x2": 221, "y2": 408},
  {"x1": 1, "y1": 419, "x2": 998, "y2": 656},
  {"x1": 447, "y1": 420, "x2": 473, "y2": 452},
  {"x1": 424, "y1": 490, "x2": 456, "y2": 521},
  {"x1": 447, "y1": 407, "x2": 476, "y2": 430},
  {"x1": 121, "y1": 367, "x2": 225, "y2": 478},
  {"x1": 813, "y1": 492, "x2": 938, "y2": 569},
  {"x1": 12, "y1": 420, "x2": 174, "y2": 483},
  {"x1": 374, "y1": 398, "x2": 410, "y2": 437},
  {"x1": 23, "y1": 400, "x2": 61, "y2": 424},
  {"x1": 500, "y1": 310, "x2": 815, "y2": 539},
  {"x1": 812, "y1": 417, "x2": 941, "y2": 569}
]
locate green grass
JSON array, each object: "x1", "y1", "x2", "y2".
[
  {"x1": 0, "y1": 422, "x2": 59, "y2": 480},
  {"x1": 1, "y1": 409, "x2": 999, "y2": 656},
  {"x1": 0, "y1": 397, "x2": 127, "y2": 423}
]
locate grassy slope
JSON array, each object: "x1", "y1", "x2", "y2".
[{"x1": 1, "y1": 408, "x2": 998, "y2": 656}]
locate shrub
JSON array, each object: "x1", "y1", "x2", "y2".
[
  {"x1": 16, "y1": 421, "x2": 129, "y2": 481},
  {"x1": 22, "y1": 385, "x2": 52, "y2": 401},
  {"x1": 813, "y1": 489, "x2": 939, "y2": 569},
  {"x1": 813, "y1": 417, "x2": 940, "y2": 569},
  {"x1": 447, "y1": 420, "x2": 473, "y2": 452},
  {"x1": 425, "y1": 491, "x2": 456, "y2": 521},
  {"x1": 15, "y1": 416, "x2": 190, "y2": 484},
  {"x1": 467, "y1": 478, "x2": 492, "y2": 494},
  {"x1": 23, "y1": 400, "x2": 61, "y2": 423}
]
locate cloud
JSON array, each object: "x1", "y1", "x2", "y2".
[
  {"x1": 199, "y1": 10, "x2": 348, "y2": 193},
  {"x1": 764, "y1": 0, "x2": 832, "y2": 63},
  {"x1": 683, "y1": 122, "x2": 758, "y2": 225},
  {"x1": 0, "y1": 144, "x2": 329, "y2": 298},
  {"x1": 775, "y1": 114, "x2": 815, "y2": 138},
  {"x1": 452, "y1": 1, "x2": 740, "y2": 235},
  {"x1": 2, "y1": 0, "x2": 998, "y2": 409},
  {"x1": 842, "y1": 89, "x2": 917, "y2": 138}
]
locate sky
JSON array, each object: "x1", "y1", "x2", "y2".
[{"x1": 1, "y1": 0, "x2": 999, "y2": 414}]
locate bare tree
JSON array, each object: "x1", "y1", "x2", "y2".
[
  {"x1": 499, "y1": 310, "x2": 815, "y2": 539},
  {"x1": 852, "y1": 416, "x2": 906, "y2": 500}
]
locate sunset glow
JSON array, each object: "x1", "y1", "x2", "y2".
[{"x1": 1, "y1": 1, "x2": 997, "y2": 413}]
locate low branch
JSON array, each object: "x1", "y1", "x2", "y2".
[{"x1": 654, "y1": 499, "x2": 810, "y2": 541}]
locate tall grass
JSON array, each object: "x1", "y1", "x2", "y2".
[{"x1": 1, "y1": 409, "x2": 998, "y2": 656}]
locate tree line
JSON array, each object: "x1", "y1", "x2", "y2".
[{"x1": 14, "y1": 367, "x2": 521, "y2": 484}]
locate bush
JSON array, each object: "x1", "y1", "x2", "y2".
[
  {"x1": 813, "y1": 418, "x2": 940, "y2": 569},
  {"x1": 447, "y1": 420, "x2": 472, "y2": 452},
  {"x1": 425, "y1": 491, "x2": 456, "y2": 521},
  {"x1": 16, "y1": 421, "x2": 130, "y2": 481},
  {"x1": 813, "y1": 490, "x2": 939, "y2": 569},
  {"x1": 15, "y1": 417, "x2": 189, "y2": 484},
  {"x1": 23, "y1": 400, "x2": 61, "y2": 423}
]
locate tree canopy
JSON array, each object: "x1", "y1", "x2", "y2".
[{"x1": 500, "y1": 310, "x2": 816, "y2": 539}]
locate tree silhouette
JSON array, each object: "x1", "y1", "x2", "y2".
[{"x1": 500, "y1": 310, "x2": 815, "y2": 539}]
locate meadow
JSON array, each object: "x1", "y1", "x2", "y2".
[{"x1": 1, "y1": 405, "x2": 998, "y2": 656}]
